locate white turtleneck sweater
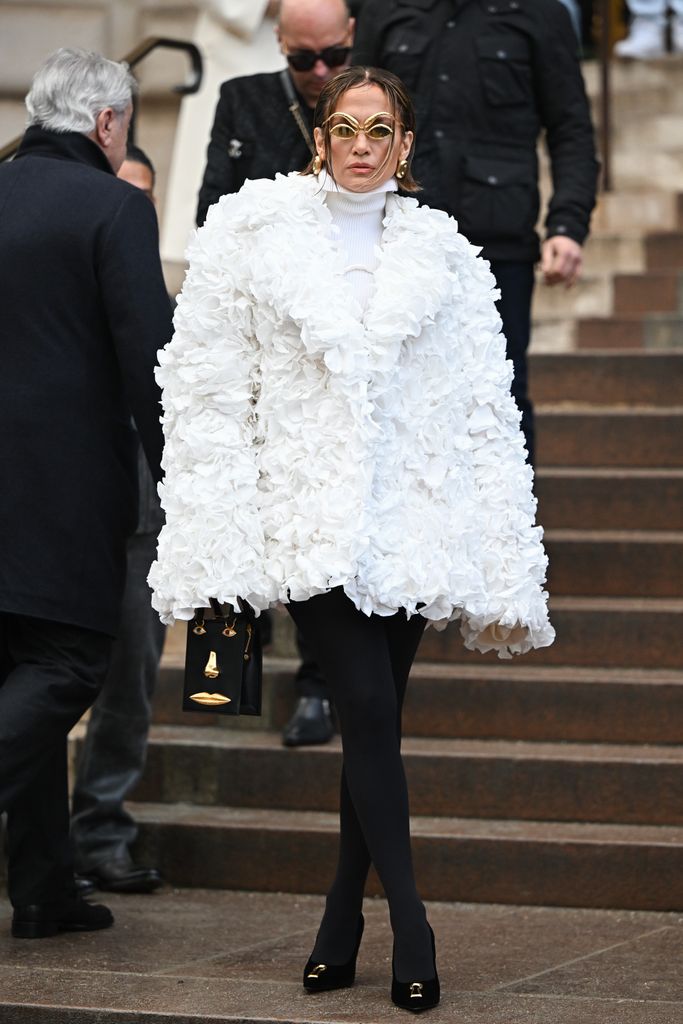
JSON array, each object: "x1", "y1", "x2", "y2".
[{"x1": 319, "y1": 173, "x2": 398, "y2": 315}]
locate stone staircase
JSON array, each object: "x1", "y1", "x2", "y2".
[
  {"x1": 119, "y1": 347, "x2": 683, "y2": 913},
  {"x1": 110, "y1": 56, "x2": 683, "y2": 916}
]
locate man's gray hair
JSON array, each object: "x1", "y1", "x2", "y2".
[{"x1": 26, "y1": 48, "x2": 137, "y2": 133}]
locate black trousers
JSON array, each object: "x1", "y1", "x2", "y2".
[
  {"x1": 0, "y1": 613, "x2": 111, "y2": 906},
  {"x1": 71, "y1": 531, "x2": 165, "y2": 870},
  {"x1": 490, "y1": 259, "x2": 536, "y2": 466},
  {"x1": 287, "y1": 588, "x2": 427, "y2": 956}
]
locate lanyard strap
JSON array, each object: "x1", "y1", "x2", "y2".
[{"x1": 280, "y1": 70, "x2": 315, "y2": 157}]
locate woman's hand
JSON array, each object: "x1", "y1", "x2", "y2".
[{"x1": 478, "y1": 622, "x2": 528, "y2": 647}]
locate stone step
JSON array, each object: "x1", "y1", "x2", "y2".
[
  {"x1": 582, "y1": 233, "x2": 645, "y2": 275},
  {"x1": 646, "y1": 230, "x2": 683, "y2": 270},
  {"x1": 611, "y1": 150, "x2": 683, "y2": 193},
  {"x1": 529, "y1": 317, "x2": 576, "y2": 352},
  {"x1": 536, "y1": 312, "x2": 683, "y2": 350},
  {"x1": 591, "y1": 192, "x2": 683, "y2": 235},
  {"x1": 419, "y1": 597, "x2": 683, "y2": 669},
  {"x1": 536, "y1": 406, "x2": 683, "y2": 466},
  {"x1": 131, "y1": 727, "x2": 683, "y2": 828},
  {"x1": 536, "y1": 468, "x2": 683, "y2": 531},
  {"x1": 532, "y1": 275, "x2": 612, "y2": 319},
  {"x1": 576, "y1": 314, "x2": 683, "y2": 349},
  {"x1": 545, "y1": 529, "x2": 683, "y2": 598},
  {"x1": 592, "y1": 83, "x2": 683, "y2": 119},
  {"x1": 151, "y1": 659, "x2": 683, "y2": 744},
  {"x1": 615, "y1": 115, "x2": 683, "y2": 151},
  {"x1": 529, "y1": 350, "x2": 683, "y2": 405},
  {"x1": 613, "y1": 271, "x2": 683, "y2": 315},
  {"x1": 583, "y1": 57, "x2": 683, "y2": 100},
  {"x1": 132, "y1": 801, "x2": 683, "y2": 910}
]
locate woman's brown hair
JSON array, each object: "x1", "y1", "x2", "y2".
[{"x1": 302, "y1": 66, "x2": 420, "y2": 193}]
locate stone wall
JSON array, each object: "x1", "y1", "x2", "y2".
[{"x1": 0, "y1": 0, "x2": 197, "y2": 150}]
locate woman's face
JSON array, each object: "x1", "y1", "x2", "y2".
[{"x1": 314, "y1": 83, "x2": 413, "y2": 193}]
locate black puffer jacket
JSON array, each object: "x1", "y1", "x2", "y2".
[
  {"x1": 197, "y1": 70, "x2": 314, "y2": 226},
  {"x1": 354, "y1": 0, "x2": 599, "y2": 262}
]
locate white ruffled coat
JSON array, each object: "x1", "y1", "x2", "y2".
[{"x1": 149, "y1": 172, "x2": 555, "y2": 658}]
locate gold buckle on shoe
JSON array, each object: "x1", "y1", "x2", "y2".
[
  {"x1": 307, "y1": 964, "x2": 327, "y2": 979},
  {"x1": 410, "y1": 982, "x2": 424, "y2": 999}
]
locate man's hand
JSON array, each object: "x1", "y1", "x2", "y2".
[{"x1": 541, "y1": 235, "x2": 583, "y2": 288}]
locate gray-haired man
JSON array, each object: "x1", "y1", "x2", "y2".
[{"x1": 0, "y1": 49, "x2": 172, "y2": 938}]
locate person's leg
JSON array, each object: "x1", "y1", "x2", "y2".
[
  {"x1": 70, "y1": 531, "x2": 165, "y2": 872},
  {"x1": 281, "y1": 629, "x2": 334, "y2": 747},
  {"x1": 0, "y1": 613, "x2": 112, "y2": 907},
  {"x1": 287, "y1": 590, "x2": 432, "y2": 980},
  {"x1": 489, "y1": 259, "x2": 535, "y2": 466},
  {"x1": 6, "y1": 740, "x2": 72, "y2": 906},
  {"x1": 329, "y1": 607, "x2": 426, "y2": 958}
]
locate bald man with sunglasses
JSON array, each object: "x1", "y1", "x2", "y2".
[{"x1": 196, "y1": 0, "x2": 354, "y2": 226}]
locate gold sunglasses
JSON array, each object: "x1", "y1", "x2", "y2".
[{"x1": 323, "y1": 111, "x2": 399, "y2": 140}]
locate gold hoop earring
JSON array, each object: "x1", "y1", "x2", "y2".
[
  {"x1": 396, "y1": 159, "x2": 408, "y2": 180},
  {"x1": 312, "y1": 154, "x2": 323, "y2": 175}
]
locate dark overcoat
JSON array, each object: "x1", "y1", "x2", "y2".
[
  {"x1": 0, "y1": 127, "x2": 172, "y2": 635},
  {"x1": 354, "y1": 0, "x2": 600, "y2": 262}
]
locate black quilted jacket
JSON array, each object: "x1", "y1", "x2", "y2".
[
  {"x1": 354, "y1": 0, "x2": 600, "y2": 262},
  {"x1": 197, "y1": 70, "x2": 314, "y2": 227}
]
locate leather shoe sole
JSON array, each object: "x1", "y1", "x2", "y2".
[
  {"x1": 12, "y1": 898, "x2": 114, "y2": 939},
  {"x1": 82, "y1": 863, "x2": 163, "y2": 894}
]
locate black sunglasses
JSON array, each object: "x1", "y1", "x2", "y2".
[{"x1": 285, "y1": 46, "x2": 351, "y2": 72}]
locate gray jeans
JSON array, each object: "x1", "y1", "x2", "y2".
[{"x1": 70, "y1": 530, "x2": 165, "y2": 870}]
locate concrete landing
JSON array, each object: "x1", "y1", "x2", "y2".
[{"x1": 1, "y1": 889, "x2": 682, "y2": 1023}]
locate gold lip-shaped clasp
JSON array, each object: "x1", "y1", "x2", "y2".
[{"x1": 189, "y1": 692, "x2": 232, "y2": 706}]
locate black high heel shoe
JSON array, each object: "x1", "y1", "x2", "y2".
[
  {"x1": 391, "y1": 924, "x2": 440, "y2": 1012},
  {"x1": 303, "y1": 914, "x2": 365, "y2": 992}
]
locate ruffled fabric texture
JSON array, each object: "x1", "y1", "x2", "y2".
[{"x1": 149, "y1": 172, "x2": 555, "y2": 659}]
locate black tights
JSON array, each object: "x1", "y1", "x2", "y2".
[{"x1": 287, "y1": 587, "x2": 433, "y2": 980}]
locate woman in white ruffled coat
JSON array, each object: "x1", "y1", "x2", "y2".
[{"x1": 150, "y1": 66, "x2": 554, "y2": 1012}]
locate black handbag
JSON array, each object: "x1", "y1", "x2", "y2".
[{"x1": 182, "y1": 599, "x2": 262, "y2": 716}]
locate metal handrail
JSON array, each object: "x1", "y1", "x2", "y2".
[
  {"x1": 598, "y1": 0, "x2": 613, "y2": 191},
  {"x1": 0, "y1": 36, "x2": 202, "y2": 163}
]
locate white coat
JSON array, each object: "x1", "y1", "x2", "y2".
[{"x1": 149, "y1": 172, "x2": 555, "y2": 659}]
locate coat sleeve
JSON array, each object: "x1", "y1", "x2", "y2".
[
  {"x1": 452, "y1": 240, "x2": 555, "y2": 658},
  {"x1": 197, "y1": 83, "x2": 243, "y2": 227},
  {"x1": 534, "y1": 2, "x2": 600, "y2": 245},
  {"x1": 98, "y1": 188, "x2": 172, "y2": 483},
  {"x1": 148, "y1": 197, "x2": 267, "y2": 624}
]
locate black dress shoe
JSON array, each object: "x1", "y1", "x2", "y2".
[
  {"x1": 81, "y1": 856, "x2": 163, "y2": 894},
  {"x1": 74, "y1": 874, "x2": 97, "y2": 898},
  {"x1": 391, "y1": 925, "x2": 440, "y2": 1012},
  {"x1": 12, "y1": 896, "x2": 114, "y2": 939},
  {"x1": 282, "y1": 697, "x2": 334, "y2": 747},
  {"x1": 303, "y1": 915, "x2": 364, "y2": 992}
]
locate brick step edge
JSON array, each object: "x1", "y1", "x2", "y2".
[
  {"x1": 128, "y1": 726, "x2": 683, "y2": 826},
  {"x1": 151, "y1": 659, "x2": 683, "y2": 743},
  {"x1": 131, "y1": 802, "x2": 683, "y2": 911}
]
